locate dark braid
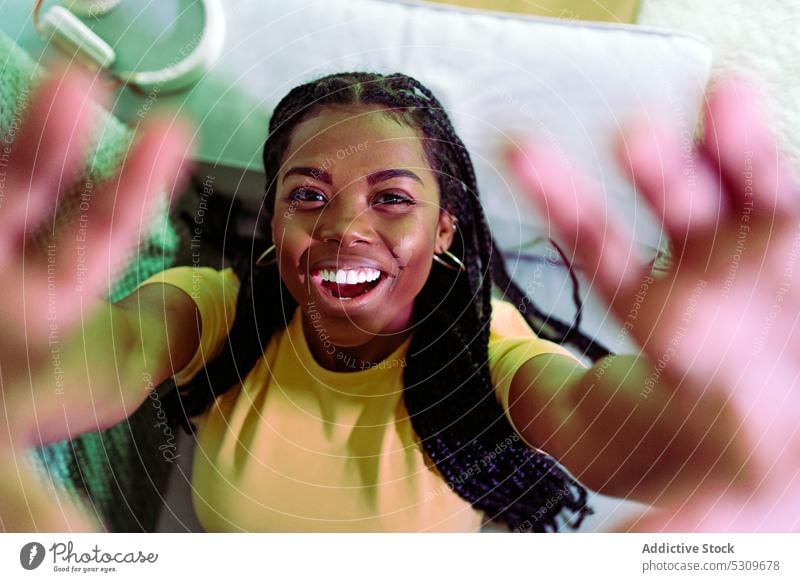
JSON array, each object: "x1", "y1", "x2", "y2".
[{"x1": 174, "y1": 72, "x2": 613, "y2": 532}]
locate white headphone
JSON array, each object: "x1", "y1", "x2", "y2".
[{"x1": 33, "y1": 0, "x2": 225, "y2": 94}]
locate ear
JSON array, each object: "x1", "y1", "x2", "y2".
[{"x1": 434, "y1": 206, "x2": 456, "y2": 254}]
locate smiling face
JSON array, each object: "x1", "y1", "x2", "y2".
[{"x1": 270, "y1": 105, "x2": 456, "y2": 348}]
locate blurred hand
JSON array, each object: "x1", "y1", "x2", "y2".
[
  {"x1": 0, "y1": 450, "x2": 99, "y2": 532},
  {"x1": 0, "y1": 66, "x2": 191, "y2": 530},
  {"x1": 507, "y1": 74, "x2": 800, "y2": 531}
]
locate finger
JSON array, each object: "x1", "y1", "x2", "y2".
[
  {"x1": 1, "y1": 67, "x2": 103, "y2": 256},
  {"x1": 615, "y1": 116, "x2": 723, "y2": 259},
  {"x1": 506, "y1": 140, "x2": 648, "y2": 308},
  {"x1": 56, "y1": 114, "x2": 193, "y2": 303},
  {"x1": 700, "y1": 74, "x2": 799, "y2": 225},
  {"x1": 0, "y1": 451, "x2": 99, "y2": 532}
]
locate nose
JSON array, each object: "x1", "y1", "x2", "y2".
[{"x1": 315, "y1": 194, "x2": 374, "y2": 246}]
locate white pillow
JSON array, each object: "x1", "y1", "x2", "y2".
[
  {"x1": 201, "y1": 0, "x2": 712, "y2": 250},
  {"x1": 3, "y1": 0, "x2": 713, "y2": 250}
]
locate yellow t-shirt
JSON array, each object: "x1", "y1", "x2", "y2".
[{"x1": 136, "y1": 266, "x2": 586, "y2": 532}]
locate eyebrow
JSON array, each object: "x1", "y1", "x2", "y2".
[
  {"x1": 366, "y1": 169, "x2": 424, "y2": 186},
  {"x1": 282, "y1": 167, "x2": 424, "y2": 186},
  {"x1": 282, "y1": 167, "x2": 333, "y2": 184}
]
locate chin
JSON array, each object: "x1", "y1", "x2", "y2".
[{"x1": 305, "y1": 309, "x2": 384, "y2": 344}]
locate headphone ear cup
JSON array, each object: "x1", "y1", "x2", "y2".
[{"x1": 38, "y1": 6, "x2": 116, "y2": 70}]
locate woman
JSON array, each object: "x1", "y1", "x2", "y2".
[{"x1": 0, "y1": 67, "x2": 797, "y2": 532}]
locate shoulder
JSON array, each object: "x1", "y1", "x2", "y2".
[
  {"x1": 134, "y1": 267, "x2": 242, "y2": 388},
  {"x1": 488, "y1": 298, "x2": 586, "y2": 393},
  {"x1": 135, "y1": 265, "x2": 240, "y2": 292},
  {"x1": 489, "y1": 298, "x2": 540, "y2": 340},
  {"x1": 487, "y1": 300, "x2": 588, "y2": 445},
  {"x1": 488, "y1": 298, "x2": 577, "y2": 352},
  {"x1": 139, "y1": 266, "x2": 240, "y2": 317}
]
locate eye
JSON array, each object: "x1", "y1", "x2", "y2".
[
  {"x1": 374, "y1": 191, "x2": 415, "y2": 206},
  {"x1": 288, "y1": 187, "x2": 327, "y2": 204}
]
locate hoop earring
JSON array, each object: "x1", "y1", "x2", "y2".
[
  {"x1": 432, "y1": 250, "x2": 466, "y2": 272},
  {"x1": 256, "y1": 244, "x2": 276, "y2": 267}
]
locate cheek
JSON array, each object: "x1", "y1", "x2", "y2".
[
  {"x1": 391, "y1": 232, "x2": 436, "y2": 293},
  {"x1": 273, "y1": 219, "x2": 310, "y2": 269},
  {"x1": 389, "y1": 213, "x2": 438, "y2": 265},
  {"x1": 391, "y1": 235, "x2": 422, "y2": 268}
]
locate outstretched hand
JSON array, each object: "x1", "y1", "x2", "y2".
[
  {"x1": 507, "y1": 75, "x2": 800, "y2": 531},
  {"x1": 0, "y1": 67, "x2": 190, "y2": 372},
  {"x1": 0, "y1": 66, "x2": 191, "y2": 531}
]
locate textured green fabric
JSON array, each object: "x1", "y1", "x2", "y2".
[{"x1": 1, "y1": 31, "x2": 179, "y2": 531}]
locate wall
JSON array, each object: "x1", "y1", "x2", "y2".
[{"x1": 638, "y1": 0, "x2": 800, "y2": 166}]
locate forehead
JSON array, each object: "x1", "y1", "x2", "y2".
[{"x1": 282, "y1": 106, "x2": 430, "y2": 172}]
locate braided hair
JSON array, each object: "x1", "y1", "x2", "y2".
[{"x1": 173, "y1": 72, "x2": 613, "y2": 532}]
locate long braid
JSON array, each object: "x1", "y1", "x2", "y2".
[{"x1": 175, "y1": 71, "x2": 608, "y2": 531}]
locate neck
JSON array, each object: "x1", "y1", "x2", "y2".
[{"x1": 301, "y1": 307, "x2": 413, "y2": 373}]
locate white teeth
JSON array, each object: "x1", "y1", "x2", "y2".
[{"x1": 318, "y1": 267, "x2": 382, "y2": 285}]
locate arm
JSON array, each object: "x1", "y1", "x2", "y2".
[
  {"x1": 505, "y1": 75, "x2": 800, "y2": 530},
  {"x1": 6, "y1": 284, "x2": 200, "y2": 448},
  {"x1": 507, "y1": 352, "x2": 755, "y2": 505}
]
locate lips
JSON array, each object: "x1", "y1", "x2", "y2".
[
  {"x1": 308, "y1": 267, "x2": 391, "y2": 307},
  {"x1": 311, "y1": 268, "x2": 388, "y2": 301},
  {"x1": 305, "y1": 255, "x2": 393, "y2": 307}
]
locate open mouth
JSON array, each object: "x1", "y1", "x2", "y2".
[{"x1": 312, "y1": 267, "x2": 387, "y2": 301}]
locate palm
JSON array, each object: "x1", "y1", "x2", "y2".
[
  {"x1": 610, "y1": 203, "x2": 798, "y2": 405},
  {"x1": 509, "y1": 75, "x2": 800, "y2": 531}
]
